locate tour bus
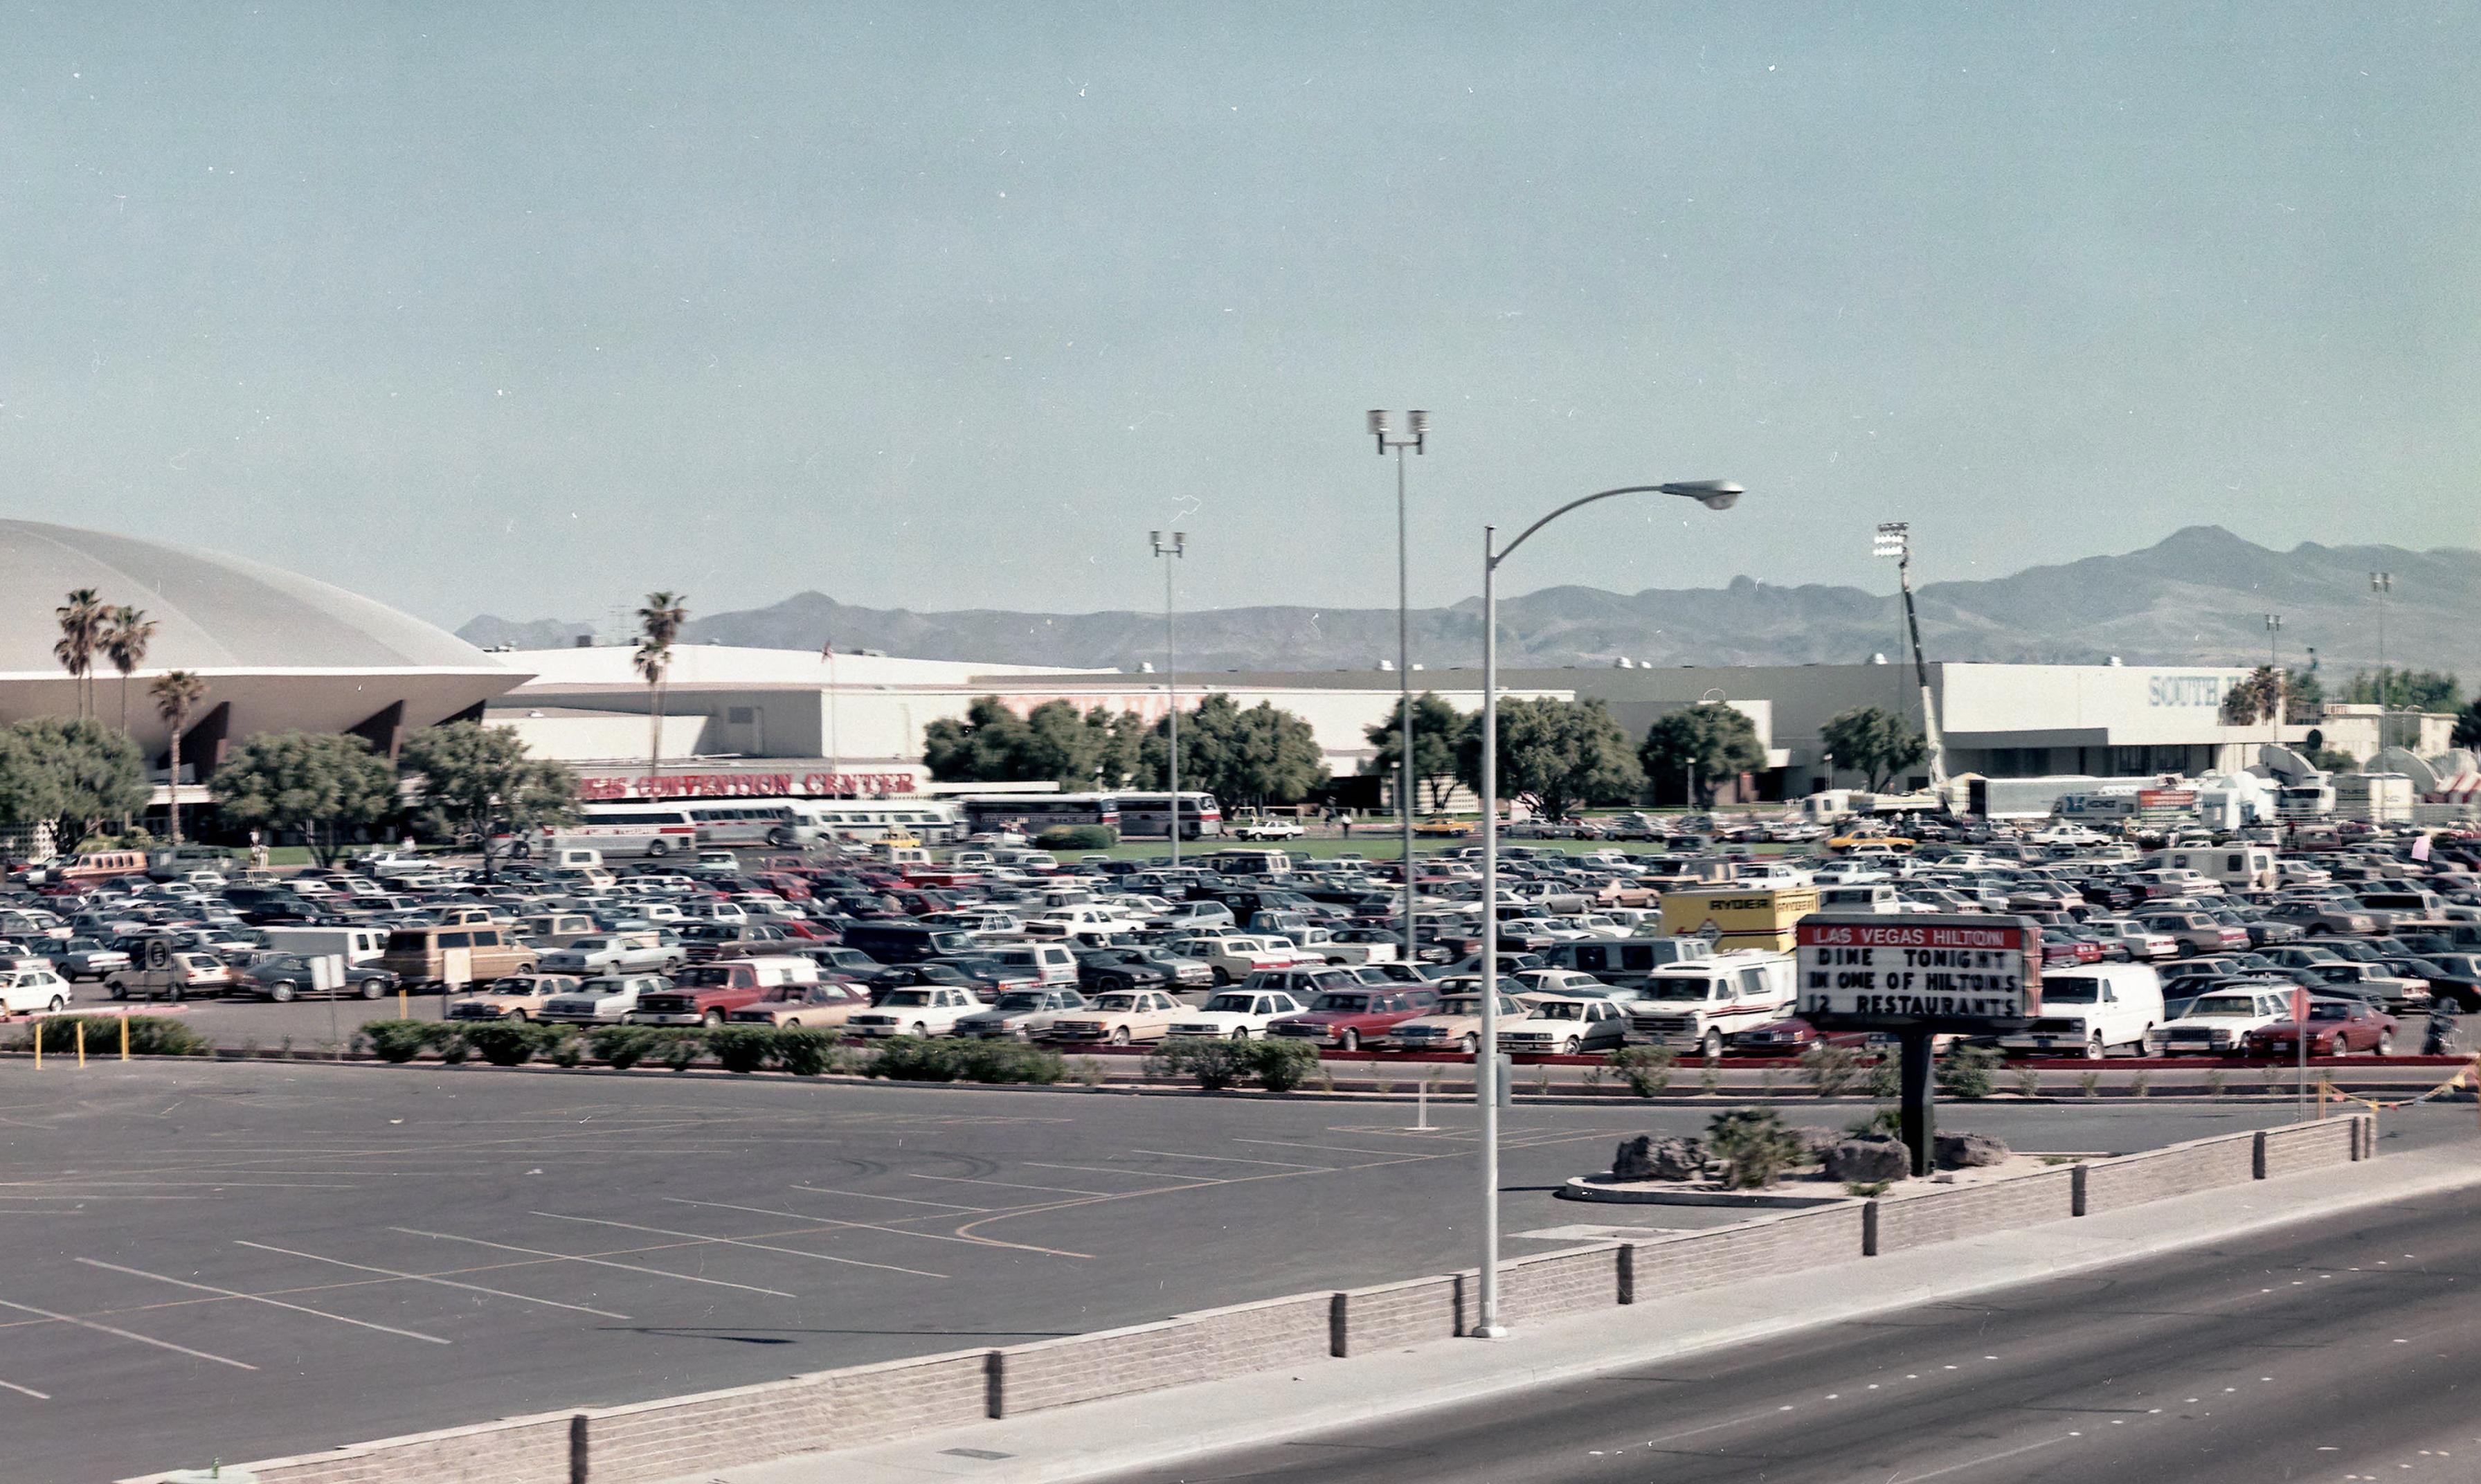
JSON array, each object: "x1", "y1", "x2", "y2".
[
  {"x1": 961, "y1": 793, "x2": 1123, "y2": 836},
  {"x1": 1115, "y1": 791, "x2": 1223, "y2": 840},
  {"x1": 529, "y1": 801, "x2": 824, "y2": 858},
  {"x1": 786, "y1": 798, "x2": 966, "y2": 845}
]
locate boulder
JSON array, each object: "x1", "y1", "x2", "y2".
[
  {"x1": 1933, "y1": 1132, "x2": 2010, "y2": 1170},
  {"x1": 1824, "y1": 1137, "x2": 1909, "y2": 1184},
  {"x1": 1611, "y1": 1134, "x2": 1706, "y2": 1182},
  {"x1": 1790, "y1": 1126, "x2": 1842, "y2": 1165}
]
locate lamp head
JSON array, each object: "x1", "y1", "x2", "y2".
[
  {"x1": 1661, "y1": 480, "x2": 1743, "y2": 511},
  {"x1": 1366, "y1": 409, "x2": 1390, "y2": 437},
  {"x1": 1407, "y1": 409, "x2": 1430, "y2": 437}
]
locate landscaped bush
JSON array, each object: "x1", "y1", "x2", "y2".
[
  {"x1": 1799, "y1": 1041, "x2": 1863, "y2": 1096},
  {"x1": 588, "y1": 1025, "x2": 660, "y2": 1069},
  {"x1": 866, "y1": 1036, "x2": 1065, "y2": 1085},
  {"x1": 1150, "y1": 1037, "x2": 1254, "y2": 1090},
  {"x1": 1033, "y1": 824, "x2": 1118, "y2": 851},
  {"x1": 653, "y1": 1029, "x2": 707, "y2": 1070},
  {"x1": 459, "y1": 1021, "x2": 556, "y2": 1067},
  {"x1": 1249, "y1": 1038, "x2": 1319, "y2": 1092},
  {"x1": 774, "y1": 1027, "x2": 838, "y2": 1076},
  {"x1": 1936, "y1": 1044, "x2": 2003, "y2": 1101},
  {"x1": 707, "y1": 1025, "x2": 777, "y2": 1074},
  {"x1": 1706, "y1": 1107, "x2": 1808, "y2": 1189},
  {"x1": 1607, "y1": 1044, "x2": 1677, "y2": 1098},
  {"x1": 867, "y1": 1035, "x2": 963, "y2": 1081},
  {"x1": 359, "y1": 1020, "x2": 451, "y2": 1063},
  {"x1": 26, "y1": 1016, "x2": 210, "y2": 1057}
]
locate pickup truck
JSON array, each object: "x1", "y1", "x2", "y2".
[
  {"x1": 624, "y1": 961, "x2": 791, "y2": 1025},
  {"x1": 1267, "y1": 985, "x2": 1441, "y2": 1052},
  {"x1": 1291, "y1": 927, "x2": 1401, "y2": 966}
]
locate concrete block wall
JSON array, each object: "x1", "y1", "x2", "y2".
[
  {"x1": 994, "y1": 1290, "x2": 1333, "y2": 1418},
  {"x1": 1627, "y1": 1205, "x2": 1866, "y2": 1305},
  {"x1": 2260, "y1": 1117, "x2": 2360, "y2": 1179},
  {"x1": 1333, "y1": 1273, "x2": 1462, "y2": 1355},
  {"x1": 1473, "y1": 1244, "x2": 1624, "y2": 1329},
  {"x1": 587, "y1": 1348, "x2": 990, "y2": 1483},
  {"x1": 2078, "y1": 1130, "x2": 2257, "y2": 1214},
  {"x1": 1870, "y1": 1168, "x2": 2075, "y2": 1255},
  {"x1": 243, "y1": 1413, "x2": 574, "y2": 1484}
]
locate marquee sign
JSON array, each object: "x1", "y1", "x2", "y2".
[
  {"x1": 1794, "y1": 913, "x2": 2041, "y2": 1029},
  {"x1": 575, "y1": 770, "x2": 920, "y2": 802}
]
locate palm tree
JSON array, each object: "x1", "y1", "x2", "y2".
[
  {"x1": 53, "y1": 588, "x2": 103, "y2": 719},
  {"x1": 102, "y1": 606, "x2": 157, "y2": 732},
  {"x1": 150, "y1": 671, "x2": 208, "y2": 845},
  {"x1": 634, "y1": 591, "x2": 688, "y2": 802}
]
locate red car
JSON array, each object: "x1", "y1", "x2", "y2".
[
  {"x1": 624, "y1": 961, "x2": 786, "y2": 1026},
  {"x1": 1724, "y1": 1016, "x2": 1871, "y2": 1056},
  {"x1": 1266, "y1": 986, "x2": 1441, "y2": 1053},
  {"x1": 2241, "y1": 999, "x2": 2401, "y2": 1058}
]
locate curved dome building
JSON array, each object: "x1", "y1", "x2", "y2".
[{"x1": 0, "y1": 522, "x2": 524, "y2": 776}]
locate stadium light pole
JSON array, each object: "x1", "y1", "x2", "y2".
[
  {"x1": 2266, "y1": 615, "x2": 2282, "y2": 754},
  {"x1": 1474, "y1": 478, "x2": 1742, "y2": 1339},
  {"x1": 2370, "y1": 572, "x2": 2393, "y2": 752},
  {"x1": 1153, "y1": 532, "x2": 1187, "y2": 867},
  {"x1": 1369, "y1": 409, "x2": 1429, "y2": 963}
]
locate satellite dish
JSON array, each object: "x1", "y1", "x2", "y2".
[
  {"x1": 2376, "y1": 747, "x2": 2438, "y2": 795},
  {"x1": 2258, "y1": 743, "x2": 2316, "y2": 785}
]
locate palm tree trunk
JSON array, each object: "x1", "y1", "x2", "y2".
[
  {"x1": 167, "y1": 724, "x2": 183, "y2": 844},
  {"x1": 647, "y1": 679, "x2": 664, "y2": 802},
  {"x1": 120, "y1": 673, "x2": 130, "y2": 732}
]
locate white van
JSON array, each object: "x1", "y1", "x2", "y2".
[
  {"x1": 258, "y1": 925, "x2": 392, "y2": 966},
  {"x1": 2145, "y1": 846, "x2": 2277, "y2": 894},
  {"x1": 1996, "y1": 963, "x2": 2164, "y2": 1059},
  {"x1": 1816, "y1": 883, "x2": 1900, "y2": 914},
  {"x1": 549, "y1": 847, "x2": 605, "y2": 871},
  {"x1": 980, "y1": 943, "x2": 1081, "y2": 988},
  {"x1": 1624, "y1": 951, "x2": 1798, "y2": 1058}
]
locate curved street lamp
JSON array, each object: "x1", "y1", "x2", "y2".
[{"x1": 1473, "y1": 479, "x2": 1742, "y2": 1340}]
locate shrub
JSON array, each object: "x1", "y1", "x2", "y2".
[
  {"x1": 707, "y1": 1026, "x2": 777, "y2": 1074},
  {"x1": 359, "y1": 1021, "x2": 446, "y2": 1064},
  {"x1": 2013, "y1": 1066, "x2": 2043, "y2": 1099},
  {"x1": 459, "y1": 1021, "x2": 555, "y2": 1067},
  {"x1": 30, "y1": 1016, "x2": 209, "y2": 1058},
  {"x1": 869, "y1": 1035, "x2": 963, "y2": 1081},
  {"x1": 1707, "y1": 1108, "x2": 1806, "y2": 1190},
  {"x1": 1801, "y1": 1042, "x2": 1861, "y2": 1097},
  {"x1": 775, "y1": 1028, "x2": 838, "y2": 1076},
  {"x1": 1607, "y1": 1044, "x2": 1677, "y2": 1098},
  {"x1": 1034, "y1": 824, "x2": 1119, "y2": 850},
  {"x1": 1151, "y1": 1037, "x2": 1252, "y2": 1091},
  {"x1": 546, "y1": 1028, "x2": 585, "y2": 1067},
  {"x1": 956, "y1": 1039, "x2": 1065, "y2": 1085},
  {"x1": 588, "y1": 1025, "x2": 660, "y2": 1069},
  {"x1": 2127, "y1": 1069, "x2": 2149, "y2": 1099},
  {"x1": 2079, "y1": 1070, "x2": 2103, "y2": 1098},
  {"x1": 1935, "y1": 1045, "x2": 2001, "y2": 1101},
  {"x1": 653, "y1": 1029, "x2": 707, "y2": 1071},
  {"x1": 437, "y1": 1029, "x2": 470, "y2": 1065},
  {"x1": 1846, "y1": 1105, "x2": 1904, "y2": 1138},
  {"x1": 1252, "y1": 1038, "x2": 1319, "y2": 1092},
  {"x1": 1865, "y1": 1053, "x2": 1902, "y2": 1099},
  {"x1": 2203, "y1": 1068, "x2": 2227, "y2": 1098}
]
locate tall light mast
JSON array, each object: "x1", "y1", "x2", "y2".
[{"x1": 1874, "y1": 522, "x2": 1948, "y2": 792}]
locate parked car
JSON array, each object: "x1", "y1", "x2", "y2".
[
  {"x1": 105, "y1": 950, "x2": 234, "y2": 1002},
  {"x1": 725, "y1": 981, "x2": 873, "y2": 1028},
  {"x1": 1994, "y1": 964, "x2": 2165, "y2": 1058},
  {"x1": 2241, "y1": 998, "x2": 2399, "y2": 1058},
  {"x1": 50, "y1": 937, "x2": 130, "y2": 981},
  {"x1": 448, "y1": 973, "x2": 583, "y2": 1022},
  {"x1": 627, "y1": 958, "x2": 814, "y2": 1025},
  {"x1": 845, "y1": 985, "x2": 984, "y2": 1038},
  {"x1": 2303, "y1": 961, "x2": 2429, "y2": 1015},
  {"x1": 2263, "y1": 901, "x2": 2379, "y2": 936},
  {"x1": 1074, "y1": 948, "x2": 1178, "y2": 995},
  {"x1": 1166, "y1": 988, "x2": 1310, "y2": 1041},
  {"x1": 1495, "y1": 995, "x2": 1631, "y2": 1056},
  {"x1": 233, "y1": 954, "x2": 395, "y2": 1002},
  {"x1": 538, "y1": 973, "x2": 671, "y2": 1025},
  {"x1": 2158, "y1": 984, "x2": 2298, "y2": 1054},
  {"x1": 2131, "y1": 911, "x2": 2252, "y2": 957},
  {"x1": 954, "y1": 988, "x2": 1091, "y2": 1040},
  {"x1": 1266, "y1": 986, "x2": 1441, "y2": 1051},
  {"x1": 0, "y1": 966, "x2": 73, "y2": 1015},
  {"x1": 537, "y1": 932, "x2": 684, "y2": 977}
]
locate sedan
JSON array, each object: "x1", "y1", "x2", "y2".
[
  {"x1": 2242, "y1": 999, "x2": 2399, "y2": 1058},
  {"x1": 50, "y1": 937, "x2": 130, "y2": 981},
  {"x1": 954, "y1": 988, "x2": 1090, "y2": 1040}
]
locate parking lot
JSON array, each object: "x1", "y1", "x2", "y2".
[{"x1": 2, "y1": 1058, "x2": 2463, "y2": 1481}]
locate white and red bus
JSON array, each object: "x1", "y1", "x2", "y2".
[{"x1": 1113, "y1": 791, "x2": 1223, "y2": 840}]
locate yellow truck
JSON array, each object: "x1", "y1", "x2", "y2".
[{"x1": 1656, "y1": 885, "x2": 1821, "y2": 953}]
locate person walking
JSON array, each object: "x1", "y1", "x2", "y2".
[{"x1": 2424, "y1": 1001, "x2": 2460, "y2": 1058}]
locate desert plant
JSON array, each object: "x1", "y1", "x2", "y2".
[
  {"x1": 955, "y1": 1039, "x2": 1067, "y2": 1085},
  {"x1": 707, "y1": 1025, "x2": 777, "y2": 1074},
  {"x1": 1756, "y1": 1067, "x2": 1780, "y2": 1096},
  {"x1": 2079, "y1": 1070, "x2": 2102, "y2": 1098},
  {"x1": 1608, "y1": 1044, "x2": 1677, "y2": 1098},
  {"x1": 1150, "y1": 1038, "x2": 1251, "y2": 1090},
  {"x1": 1935, "y1": 1045, "x2": 2001, "y2": 1101},
  {"x1": 459, "y1": 1021, "x2": 554, "y2": 1067},
  {"x1": 29, "y1": 1015, "x2": 209, "y2": 1058},
  {"x1": 588, "y1": 1025, "x2": 660, "y2": 1070},
  {"x1": 1801, "y1": 1042, "x2": 1861, "y2": 1097},
  {"x1": 653, "y1": 1029, "x2": 705, "y2": 1070},
  {"x1": 1846, "y1": 1105, "x2": 1904, "y2": 1138},
  {"x1": 2204, "y1": 1068, "x2": 2227, "y2": 1098},
  {"x1": 1070, "y1": 1056, "x2": 1108, "y2": 1087},
  {"x1": 1865, "y1": 1054, "x2": 1902, "y2": 1099},
  {"x1": 359, "y1": 1020, "x2": 447, "y2": 1064},
  {"x1": 545, "y1": 1028, "x2": 585, "y2": 1067},
  {"x1": 775, "y1": 1028, "x2": 837, "y2": 1076},
  {"x1": 1252, "y1": 1039, "x2": 1319, "y2": 1092},
  {"x1": 2127, "y1": 1069, "x2": 2149, "y2": 1099},
  {"x1": 1706, "y1": 1108, "x2": 1806, "y2": 1190},
  {"x1": 2014, "y1": 1066, "x2": 2043, "y2": 1099},
  {"x1": 437, "y1": 1029, "x2": 471, "y2": 1065},
  {"x1": 1844, "y1": 1179, "x2": 1893, "y2": 1197},
  {"x1": 868, "y1": 1036, "x2": 962, "y2": 1081}
]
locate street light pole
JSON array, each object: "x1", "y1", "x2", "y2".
[
  {"x1": 1153, "y1": 532, "x2": 1187, "y2": 867},
  {"x1": 1369, "y1": 410, "x2": 1430, "y2": 965},
  {"x1": 2266, "y1": 614, "x2": 2282, "y2": 754},
  {"x1": 2371, "y1": 572, "x2": 2392, "y2": 752},
  {"x1": 1477, "y1": 478, "x2": 1742, "y2": 1340}
]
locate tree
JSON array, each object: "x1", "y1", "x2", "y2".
[
  {"x1": 1638, "y1": 703, "x2": 1766, "y2": 809},
  {"x1": 2346, "y1": 668, "x2": 2462, "y2": 714},
  {"x1": 2454, "y1": 700, "x2": 2481, "y2": 752},
  {"x1": 1088, "y1": 706, "x2": 1149, "y2": 790},
  {"x1": 2219, "y1": 666, "x2": 2283, "y2": 728},
  {"x1": 53, "y1": 588, "x2": 103, "y2": 720},
  {"x1": 921, "y1": 697, "x2": 1144, "y2": 788},
  {"x1": 210, "y1": 732, "x2": 400, "y2": 865},
  {"x1": 1360, "y1": 692, "x2": 1465, "y2": 811},
  {"x1": 7, "y1": 718, "x2": 150, "y2": 851},
  {"x1": 633, "y1": 591, "x2": 687, "y2": 801},
  {"x1": 101, "y1": 606, "x2": 156, "y2": 732},
  {"x1": 399, "y1": 723, "x2": 579, "y2": 881},
  {"x1": 1453, "y1": 697, "x2": 1643, "y2": 822},
  {"x1": 2283, "y1": 669, "x2": 2325, "y2": 724},
  {"x1": 1817, "y1": 706, "x2": 1929, "y2": 792},
  {"x1": 1148, "y1": 694, "x2": 1328, "y2": 807},
  {"x1": 150, "y1": 671, "x2": 208, "y2": 844}
]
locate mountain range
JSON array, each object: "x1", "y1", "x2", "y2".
[{"x1": 460, "y1": 526, "x2": 2476, "y2": 680}]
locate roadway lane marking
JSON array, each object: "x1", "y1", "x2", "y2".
[
  {"x1": 233, "y1": 1241, "x2": 633, "y2": 1319},
  {"x1": 527, "y1": 1211, "x2": 946, "y2": 1279},
  {"x1": 0, "y1": 1296, "x2": 256, "y2": 1370},
  {"x1": 389, "y1": 1227, "x2": 796, "y2": 1298},
  {"x1": 788, "y1": 1185, "x2": 993, "y2": 1212},
  {"x1": 77, "y1": 1260, "x2": 452, "y2": 1346},
  {"x1": 1888, "y1": 1433, "x2": 2072, "y2": 1482}
]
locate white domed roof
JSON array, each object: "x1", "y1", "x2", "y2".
[{"x1": 0, "y1": 522, "x2": 503, "y2": 673}]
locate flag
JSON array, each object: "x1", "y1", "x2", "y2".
[
  {"x1": 2293, "y1": 982, "x2": 2309, "y2": 1026},
  {"x1": 2413, "y1": 833, "x2": 2433, "y2": 862}
]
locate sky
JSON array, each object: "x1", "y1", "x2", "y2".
[{"x1": 5, "y1": 3, "x2": 2478, "y2": 632}]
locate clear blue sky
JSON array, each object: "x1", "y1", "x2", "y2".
[{"x1": 6, "y1": 4, "x2": 2475, "y2": 628}]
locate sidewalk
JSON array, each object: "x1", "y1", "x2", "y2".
[{"x1": 685, "y1": 1137, "x2": 2481, "y2": 1484}]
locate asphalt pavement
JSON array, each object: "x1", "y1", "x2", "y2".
[{"x1": 1097, "y1": 1188, "x2": 2481, "y2": 1484}]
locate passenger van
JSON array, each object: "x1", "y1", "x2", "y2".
[
  {"x1": 258, "y1": 925, "x2": 392, "y2": 965},
  {"x1": 377, "y1": 924, "x2": 539, "y2": 990},
  {"x1": 2145, "y1": 846, "x2": 2277, "y2": 894},
  {"x1": 1540, "y1": 936, "x2": 1714, "y2": 984},
  {"x1": 978, "y1": 943, "x2": 1081, "y2": 988},
  {"x1": 1816, "y1": 884, "x2": 1900, "y2": 914},
  {"x1": 1995, "y1": 963, "x2": 2165, "y2": 1059},
  {"x1": 1207, "y1": 849, "x2": 1294, "y2": 878}
]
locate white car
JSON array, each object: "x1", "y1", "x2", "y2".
[
  {"x1": 1226, "y1": 811, "x2": 1306, "y2": 842},
  {"x1": 2158, "y1": 984, "x2": 2295, "y2": 1054},
  {"x1": 845, "y1": 986, "x2": 982, "y2": 1038},
  {"x1": 0, "y1": 967, "x2": 73, "y2": 1015},
  {"x1": 1167, "y1": 989, "x2": 1308, "y2": 1040},
  {"x1": 538, "y1": 973, "x2": 669, "y2": 1025},
  {"x1": 2088, "y1": 919, "x2": 2181, "y2": 961},
  {"x1": 1496, "y1": 995, "x2": 1632, "y2": 1056}
]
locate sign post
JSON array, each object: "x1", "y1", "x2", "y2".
[{"x1": 1796, "y1": 912, "x2": 2043, "y2": 1179}]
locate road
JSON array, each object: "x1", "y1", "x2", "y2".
[{"x1": 1100, "y1": 1188, "x2": 2481, "y2": 1484}]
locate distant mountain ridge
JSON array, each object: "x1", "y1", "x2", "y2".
[{"x1": 460, "y1": 526, "x2": 2476, "y2": 678}]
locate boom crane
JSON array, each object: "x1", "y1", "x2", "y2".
[{"x1": 1874, "y1": 523, "x2": 1949, "y2": 793}]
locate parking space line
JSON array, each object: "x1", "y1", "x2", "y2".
[
  {"x1": 907, "y1": 1173, "x2": 1128, "y2": 1197},
  {"x1": 0, "y1": 1296, "x2": 256, "y2": 1370},
  {"x1": 77, "y1": 1260, "x2": 451, "y2": 1346},
  {"x1": 1020, "y1": 1161, "x2": 1219, "y2": 1186},
  {"x1": 1232, "y1": 1138, "x2": 1441, "y2": 1157},
  {"x1": 528, "y1": 1212, "x2": 946, "y2": 1279},
  {"x1": 233, "y1": 1240, "x2": 632, "y2": 1320},
  {"x1": 0, "y1": 1377, "x2": 46, "y2": 1400},
  {"x1": 1128, "y1": 1148, "x2": 1337, "y2": 1170},
  {"x1": 662, "y1": 1197, "x2": 1082, "y2": 1256},
  {"x1": 390, "y1": 1227, "x2": 797, "y2": 1298},
  {"x1": 788, "y1": 1185, "x2": 991, "y2": 1213}
]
